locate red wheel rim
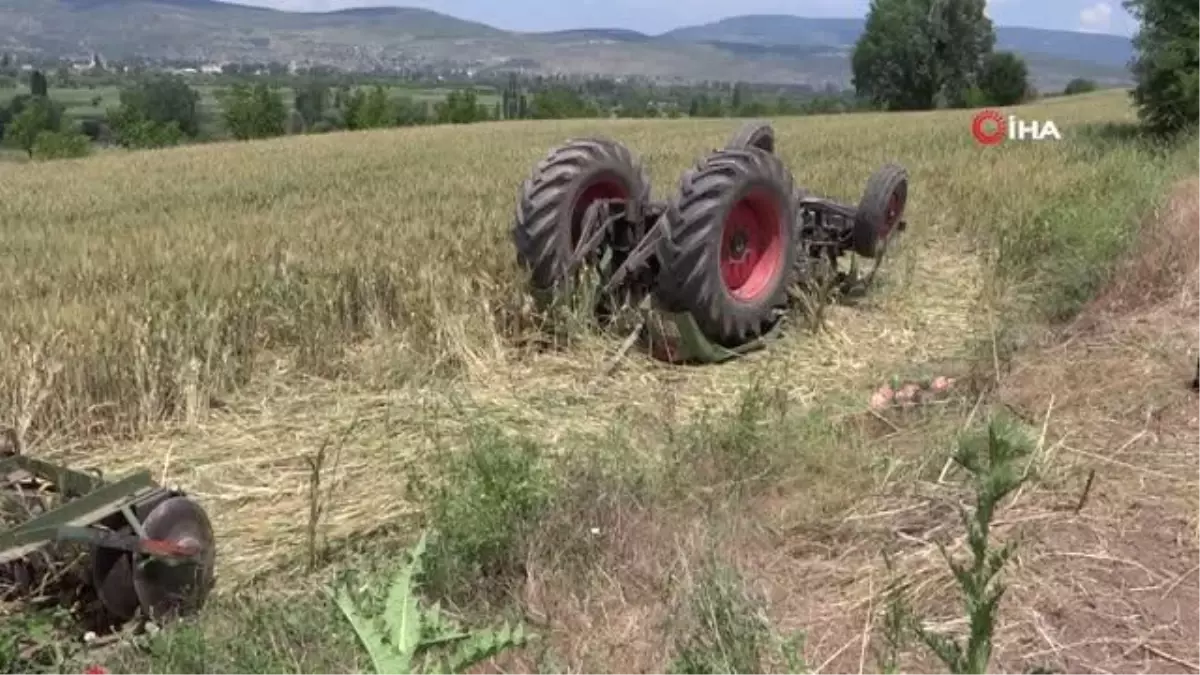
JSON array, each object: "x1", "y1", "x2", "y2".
[
  {"x1": 719, "y1": 189, "x2": 784, "y2": 302},
  {"x1": 571, "y1": 176, "x2": 628, "y2": 248},
  {"x1": 878, "y1": 189, "x2": 906, "y2": 242}
]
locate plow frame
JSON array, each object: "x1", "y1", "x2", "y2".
[
  {"x1": 1, "y1": 452, "x2": 215, "y2": 627},
  {"x1": 0, "y1": 455, "x2": 185, "y2": 566}
]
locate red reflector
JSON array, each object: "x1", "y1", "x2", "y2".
[{"x1": 140, "y1": 539, "x2": 199, "y2": 557}]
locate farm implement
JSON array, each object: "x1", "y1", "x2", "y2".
[
  {"x1": 512, "y1": 120, "x2": 910, "y2": 363},
  {"x1": 1, "y1": 443, "x2": 215, "y2": 631}
]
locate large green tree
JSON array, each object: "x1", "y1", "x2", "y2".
[
  {"x1": 107, "y1": 74, "x2": 201, "y2": 147},
  {"x1": 219, "y1": 82, "x2": 287, "y2": 140},
  {"x1": 119, "y1": 75, "x2": 201, "y2": 136},
  {"x1": 1124, "y1": 0, "x2": 1199, "y2": 135},
  {"x1": 436, "y1": 89, "x2": 492, "y2": 124},
  {"x1": 355, "y1": 85, "x2": 396, "y2": 129},
  {"x1": 293, "y1": 80, "x2": 328, "y2": 130},
  {"x1": 29, "y1": 69, "x2": 48, "y2": 97},
  {"x1": 978, "y1": 51, "x2": 1030, "y2": 105},
  {"x1": 3, "y1": 95, "x2": 63, "y2": 157},
  {"x1": 852, "y1": 0, "x2": 995, "y2": 110}
]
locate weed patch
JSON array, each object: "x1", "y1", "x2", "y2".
[
  {"x1": 880, "y1": 416, "x2": 1036, "y2": 674},
  {"x1": 102, "y1": 590, "x2": 362, "y2": 674},
  {"x1": 668, "y1": 555, "x2": 807, "y2": 674},
  {"x1": 407, "y1": 425, "x2": 555, "y2": 603}
]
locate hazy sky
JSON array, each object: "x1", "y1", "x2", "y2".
[{"x1": 228, "y1": 0, "x2": 1138, "y2": 36}]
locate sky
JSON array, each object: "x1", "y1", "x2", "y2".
[{"x1": 228, "y1": 0, "x2": 1139, "y2": 36}]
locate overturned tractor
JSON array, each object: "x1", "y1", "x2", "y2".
[
  {"x1": 512, "y1": 120, "x2": 910, "y2": 363},
  {"x1": 1, "y1": 443, "x2": 216, "y2": 632}
]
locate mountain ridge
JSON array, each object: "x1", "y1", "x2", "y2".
[{"x1": 0, "y1": 0, "x2": 1135, "y2": 88}]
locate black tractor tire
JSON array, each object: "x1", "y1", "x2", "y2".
[
  {"x1": 725, "y1": 121, "x2": 776, "y2": 154},
  {"x1": 513, "y1": 138, "x2": 651, "y2": 295},
  {"x1": 851, "y1": 163, "x2": 908, "y2": 259},
  {"x1": 655, "y1": 149, "x2": 797, "y2": 348}
]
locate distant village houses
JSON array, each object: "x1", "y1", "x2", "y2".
[{"x1": 164, "y1": 63, "x2": 226, "y2": 75}]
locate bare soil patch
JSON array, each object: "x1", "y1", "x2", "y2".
[{"x1": 990, "y1": 177, "x2": 1199, "y2": 674}]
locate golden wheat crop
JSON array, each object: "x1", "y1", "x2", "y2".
[{"x1": 0, "y1": 90, "x2": 1177, "y2": 581}]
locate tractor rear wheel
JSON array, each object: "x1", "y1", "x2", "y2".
[
  {"x1": 725, "y1": 121, "x2": 776, "y2": 154},
  {"x1": 851, "y1": 163, "x2": 908, "y2": 259},
  {"x1": 655, "y1": 149, "x2": 797, "y2": 348},
  {"x1": 513, "y1": 138, "x2": 651, "y2": 297}
]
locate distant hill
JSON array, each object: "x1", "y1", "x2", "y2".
[
  {"x1": 661, "y1": 15, "x2": 1135, "y2": 68},
  {"x1": 534, "y1": 28, "x2": 656, "y2": 43},
  {"x1": 0, "y1": 0, "x2": 1135, "y2": 89},
  {"x1": 661, "y1": 15, "x2": 865, "y2": 50}
]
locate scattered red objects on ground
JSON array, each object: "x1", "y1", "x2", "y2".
[{"x1": 868, "y1": 376, "x2": 956, "y2": 411}]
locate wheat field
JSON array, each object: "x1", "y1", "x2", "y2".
[{"x1": 0, "y1": 89, "x2": 1184, "y2": 584}]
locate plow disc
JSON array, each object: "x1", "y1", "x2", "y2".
[
  {"x1": 512, "y1": 120, "x2": 911, "y2": 363},
  {"x1": 133, "y1": 496, "x2": 216, "y2": 621},
  {"x1": 1, "y1": 449, "x2": 216, "y2": 631}
]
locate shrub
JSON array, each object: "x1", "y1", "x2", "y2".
[
  {"x1": 978, "y1": 51, "x2": 1030, "y2": 106},
  {"x1": 31, "y1": 130, "x2": 91, "y2": 160},
  {"x1": 409, "y1": 425, "x2": 555, "y2": 599},
  {"x1": 1063, "y1": 78, "x2": 1098, "y2": 96}
]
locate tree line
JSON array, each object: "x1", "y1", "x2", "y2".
[
  {"x1": 1, "y1": 0, "x2": 1194, "y2": 160},
  {"x1": 0, "y1": 66, "x2": 1104, "y2": 161},
  {"x1": 0, "y1": 72, "x2": 868, "y2": 156}
]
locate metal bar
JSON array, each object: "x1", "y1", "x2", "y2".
[
  {"x1": 800, "y1": 198, "x2": 858, "y2": 221},
  {"x1": 4, "y1": 470, "x2": 153, "y2": 537},
  {"x1": 601, "y1": 215, "x2": 667, "y2": 295},
  {"x1": 55, "y1": 525, "x2": 145, "y2": 553},
  {"x1": 571, "y1": 200, "x2": 617, "y2": 269},
  {"x1": 10, "y1": 455, "x2": 104, "y2": 496},
  {"x1": 0, "y1": 471, "x2": 157, "y2": 564},
  {"x1": 55, "y1": 526, "x2": 201, "y2": 562},
  {"x1": 121, "y1": 504, "x2": 149, "y2": 538}
]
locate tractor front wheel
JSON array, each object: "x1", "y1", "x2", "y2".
[
  {"x1": 851, "y1": 163, "x2": 908, "y2": 259},
  {"x1": 725, "y1": 120, "x2": 776, "y2": 154},
  {"x1": 655, "y1": 149, "x2": 797, "y2": 348},
  {"x1": 513, "y1": 138, "x2": 651, "y2": 297}
]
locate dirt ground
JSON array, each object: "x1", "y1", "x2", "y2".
[{"x1": 988, "y1": 177, "x2": 1200, "y2": 674}]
